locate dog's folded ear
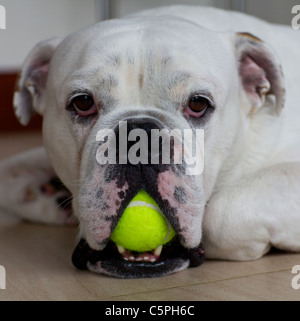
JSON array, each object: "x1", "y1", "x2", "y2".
[
  {"x1": 236, "y1": 32, "x2": 285, "y2": 116},
  {"x1": 13, "y1": 37, "x2": 62, "y2": 126}
]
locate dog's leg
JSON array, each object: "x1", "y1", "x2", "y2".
[
  {"x1": 0, "y1": 147, "x2": 76, "y2": 225},
  {"x1": 203, "y1": 162, "x2": 300, "y2": 260}
]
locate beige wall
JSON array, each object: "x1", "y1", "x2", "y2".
[
  {"x1": 109, "y1": 0, "x2": 232, "y2": 18},
  {"x1": 0, "y1": 0, "x2": 97, "y2": 69},
  {"x1": 109, "y1": 0, "x2": 298, "y2": 25},
  {"x1": 0, "y1": 0, "x2": 298, "y2": 69},
  {"x1": 245, "y1": 0, "x2": 300, "y2": 25}
]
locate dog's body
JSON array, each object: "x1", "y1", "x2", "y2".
[{"x1": 1, "y1": 6, "x2": 300, "y2": 278}]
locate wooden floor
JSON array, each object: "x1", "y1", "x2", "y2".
[{"x1": 0, "y1": 132, "x2": 300, "y2": 301}]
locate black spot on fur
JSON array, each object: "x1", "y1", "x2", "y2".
[
  {"x1": 118, "y1": 191, "x2": 125, "y2": 199},
  {"x1": 96, "y1": 188, "x2": 104, "y2": 199},
  {"x1": 104, "y1": 215, "x2": 114, "y2": 222},
  {"x1": 101, "y1": 203, "x2": 110, "y2": 211},
  {"x1": 174, "y1": 186, "x2": 187, "y2": 204}
]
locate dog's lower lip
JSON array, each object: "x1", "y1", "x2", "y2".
[{"x1": 72, "y1": 238, "x2": 205, "y2": 278}]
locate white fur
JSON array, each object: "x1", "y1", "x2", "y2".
[{"x1": 1, "y1": 6, "x2": 300, "y2": 263}]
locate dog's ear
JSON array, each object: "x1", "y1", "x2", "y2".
[
  {"x1": 236, "y1": 32, "x2": 285, "y2": 115},
  {"x1": 13, "y1": 37, "x2": 62, "y2": 126}
]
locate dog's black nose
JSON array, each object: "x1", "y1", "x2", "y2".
[
  {"x1": 125, "y1": 118, "x2": 164, "y2": 132},
  {"x1": 115, "y1": 117, "x2": 168, "y2": 166}
]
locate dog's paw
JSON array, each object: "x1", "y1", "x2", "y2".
[
  {"x1": 21, "y1": 177, "x2": 77, "y2": 225},
  {"x1": 0, "y1": 147, "x2": 77, "y2": 225},
  {"x1": 1, "y1": 166, "x2": 77, "y2": 225},
  {"x1": 41, "y1": 177, "x2": 78, "y2": 225}
]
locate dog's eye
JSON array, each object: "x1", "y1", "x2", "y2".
[
  {"x1": 189, "y1": 96, "x2": 208, "y2": 112},
  {"x1": 71, "y1": 95, "x2": 97, "y2": 117},
  {"x1": 185, "y1": 96, "x2": 209, "y2": 118}
]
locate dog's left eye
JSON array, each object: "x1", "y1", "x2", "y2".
[
  {"x1": 71, "y1": 95, "x2": 97, "y2": 117},
  {"x1": 185, "y1": 96, "x2": 210, "y2": 118}
]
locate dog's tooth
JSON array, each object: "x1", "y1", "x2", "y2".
[
  {"x1": 154, "y1": 245, "x2": 163, "y2": 256},
  {"x1": 117, "y1": 245, "x2": 125, "y2": 254}
]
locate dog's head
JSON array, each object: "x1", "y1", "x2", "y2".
[{"x1": 13, "y1": 16, "x2": 285, "y2": 278}]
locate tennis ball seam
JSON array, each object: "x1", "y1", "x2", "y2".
[
  {"x1": 127, "y1": 201, "x2": 162, "y2": 213},
  {"x1": 127, "y1": 200, "x2": 173, "y2": 242}
]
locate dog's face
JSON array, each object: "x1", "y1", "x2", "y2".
[{"x1": 14, "y1": 16, "x2": 285, "y2": 278}]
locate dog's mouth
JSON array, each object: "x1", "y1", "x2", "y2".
[
  {"x1": 73, "y1": 115, "x2": 205, "y2": 278},
  {"x1": 72, "y1": 237, "x2": 204, "y2": 279},
  {"x1": 73, "y1": 169, "x2": 205, "y2": 278},
  {"x1": 73, "y1": 168, "x2": 205, "y2": 278}
]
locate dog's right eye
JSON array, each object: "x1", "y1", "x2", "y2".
[
  {"x1": 71, "y1": 95, "x2": 97, "y2": 117},
  {"x1": 184, "y1": 96, "x2": 211, "y2": 118}
]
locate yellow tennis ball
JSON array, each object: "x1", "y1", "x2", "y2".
[{"x1": 110, "y1": 190, "x2": 176, "y2": 252}]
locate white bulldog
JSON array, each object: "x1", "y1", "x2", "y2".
[{"x1": 1, "y1": 6, "x2": 300, "y2": 278}]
